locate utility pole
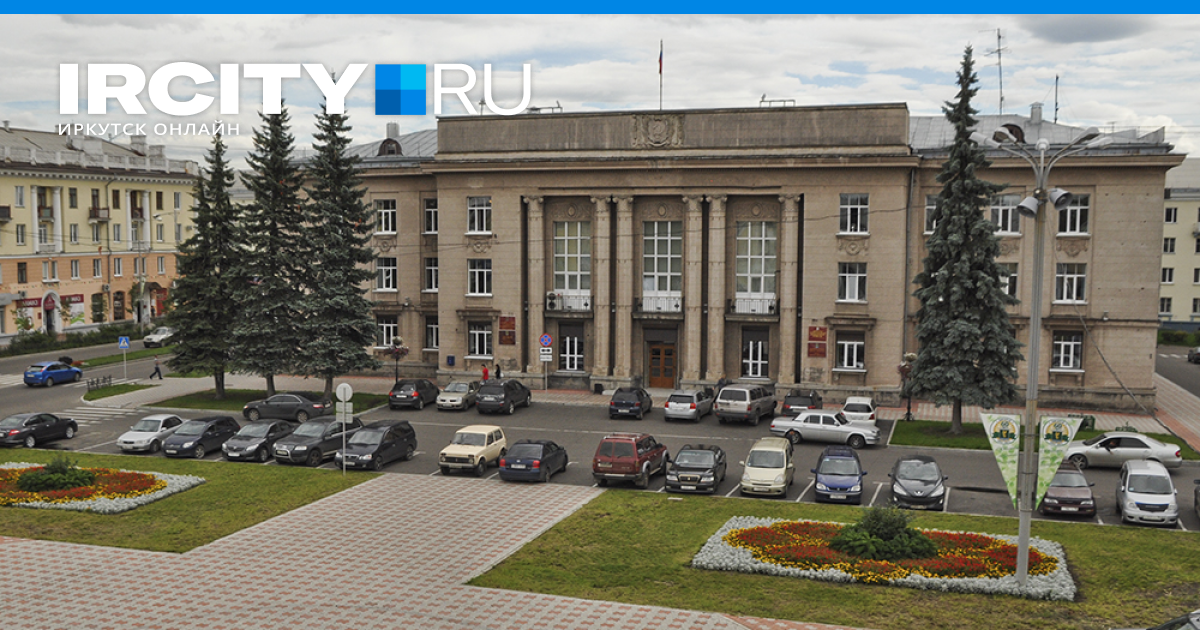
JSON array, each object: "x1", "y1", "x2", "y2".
[{"x1": 984, "y1": 28, "x2": 1008, "y2": 114}]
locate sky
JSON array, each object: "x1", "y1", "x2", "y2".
[{"x1": 3, "y1": 14, "x2": 1199, "y2": 168}]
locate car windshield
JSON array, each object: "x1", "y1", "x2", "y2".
[
  {"x1": 1127, "y1": 474, "x2": 1173, "y2": 495},
  {"x1": 819, "y1": 457, "x2": 860, "y2": 476},
  {"x1": 1050, "y1": 471, "x2": 1089, "y2": 488},
  {"x1": 445, "y1": 382, "x2": 470, "y2": 393},
  {"x1": 152, "y1": 328, "x2": 171, "y2": 336},
  {"x1": 843, "y1": 403, "x2": 872, "y2": 413},
  {"x1": 896, "y1": 460, "x2": 940, "y2": 481},
  {"x1": 349, "y1": 430, "x2": 384, "y2": 445},
  {"x1": 507, "y1": 444, "x2": 542, "y2": 458},
  {"x1": 1082, "y1": 434, "x2": 1109, "y2": 446},
  {"x1": 674, "y1": 450, "x2": 715, "y2": 467},
  {"x1": 668, "y1": 394, "x2": 694, "y2": 404},
  {"x1": 786, "y1": 396, "x2": 813, "y2": 404},
  {"x1": 394, "y1": 383, "x2": 417, "y2": 393},
  {"x1": 613, "y1": 391, "x2": 640, "y2": 402},
  {"x1": 479, "y1": 385, "x2": 505, "y2": 396},
  {"x1": 452, "y1": 432, "x2": 486, "y2": 446},
  {"x1": 719, "y1": 390, "x2": 748, "y2": 401},
  {"x1": 0, "y1": 416, "x2": 27, "y2": 428},
  {"x1": 834, "y1": 413, "x2": 851, "y2": 425},
  {"x1": 175, "y1": 422, "x2": 206, "y2": 436},
  {"x1": 293, "y1": 423, "x2": 328, "y2": 438},
  {"x1": 237, "y1": 424, "x2": 273, "y2": 438},
  {"x1": 26, "y1": 365, "x2": 46, "y2": 372},
  {"x1": 746, "y1": 450, "x2": 784, "y2": 468},
  {"x1": 131, "y1": 419, "x2": 163, "y2": 432}
]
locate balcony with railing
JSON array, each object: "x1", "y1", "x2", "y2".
[
  {"x1": 35, "y1": 240, "x2": 61, "y2": 254},
  {"x1": 729, "y1": 296, "x2": 778, "y2": 315},
  {"x1": 88, "y1": 207, "x2": 110, "y2": 221},
  {"x1": 37, "y1": 206, "x2": 54, "y2": 221},
  {"x1": 0, "y1": 205, "x2": 11, "y2": 222},
  {"x1": 635, "y1": 294, "x2": 683, "y2": 318},
  {"x1": 545, "y1": 292, "x2": 593, "y2": 315},
  {"x1": 131, "y1": 207, "x2": 146, "y2": 221}
]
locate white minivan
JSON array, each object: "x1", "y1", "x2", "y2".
[{"x1": 739, "y1": 437, "x2": 795, "y2": 496}]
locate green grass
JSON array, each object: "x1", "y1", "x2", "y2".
[
  {"x1": 469, "y1": 491, "x2": 1200, "y2": 630},
  {"x1": 0, "y1": 450, "x2": 372, "y2": 552},
  {"x1": 83, "y1": 346, "x2": 173, "y2": 367},
  {"x1": 165, "y1": 370, "x2": 211, "y2": 378},
  {"x1": 82, "y1": 383, "x2": 153, "y2": 401},
  {"x1": 155, "y1": 388, "x2": 390, "y2": 414},
  {"x1": 890, "y1": 420, "x2": 1200, "y2": 460}
]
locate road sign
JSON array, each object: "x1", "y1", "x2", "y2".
[
  {"x1": 335, "y1": 401, "x2": 353, "y2": 423},
  {"x1": 539, "y1": 347, "x2": 553, "y2": 356},
  {"x1": 117, "y1": 336, "x2": 130, "y2": 350},
  {"x1": 540, "y1": 353, "x2": 553, "y2": 362},
  {"x1": 539, "y1": 334, "x2": 553, "y2": 347},
  {"x1": 336, "y1": 383, "x2": 353, "y2": 402}
]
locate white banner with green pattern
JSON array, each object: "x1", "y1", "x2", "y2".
[
  {"x1": 1036, "y1": 416, "x2": 1083, "y2": 507},
  {"x1": 982, "y1": 413, "x2": 1022, "y2": 509}
]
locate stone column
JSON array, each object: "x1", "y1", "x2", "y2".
[
  {"x1": 682, "y1": 194, "x2": 704, "y2": 382},
  {"x1": 777, "y1": 194, "x2": 801, "y2": 386},
  {"x1": 705, "y1": 195, "x2": 727, "y2": 381},
  {"x1": 612, "y1": 195, "x2": 634, "y2": 380},
  {"x1": 123, "y1": 189, "x2": 132, "y2": 249},
  {"x1": 524, "y1": 195, "x2": 545, "y2": 373},
  {"x1": 29, "y1": 185, "x2": 38, "y2": 247},
  {"x1": 52, "y1": 187, "x2": 63, "y2": 253},
  {"x1": 591, "y1": 196, "x2": 612, "y2": 377}
]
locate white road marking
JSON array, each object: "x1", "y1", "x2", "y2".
[
  {"x1": 795, "y1": 478, "x2": 815, "y2": 503},
  {"x1": 942, "y1": 487, "x2": 951, "y2": 511},
  {"x1": 78, "y1": 439, "x2": 119, "y2": 451},
  {"x1": 724, "y1": 485, "x2": 741, "y2": 498},
  {"x1": 869, "y1": 481, "x2": 886, "y2": 506}
]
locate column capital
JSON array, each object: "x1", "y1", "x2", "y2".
[
  {"x1": 613, "y1": 194, "x2": 634, "y2": 203},
  {"x1": 589, "y1": 195, "x2": 612, "y2": 205},
  {"x1": 522, "y1": 195, "x2": 544, "y2": 205},
  {"x1": 779, "y1": 193, "x2": 801, "y2": 205},
  {"x1": 704, "y1": 194, "x2": 727, "y2": 204}
]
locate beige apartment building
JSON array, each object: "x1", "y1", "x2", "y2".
[
  {"x1": 1159, "y1": 159, "x2": 1200, "y2": 330},
  {"x1": 0, "y1": 124, "x2": 197, "y2": 340},
  {"x1": 357, "y1": 103, "x2": 1181, "y2": 410}
]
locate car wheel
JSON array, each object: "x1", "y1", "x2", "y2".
[
  {"x1": 1068, "y1": 454, "x2": 1089, "y2": 470},
  {"x1": 474, "y1": 458, "x2": 486, "y2": 477},
  {"x1": 635, "y1": 464, "x2": 650, "y2": 489},
  {"x1": 750, "y1": 412, "x2": 759, "y2": 427},
  {"x1": 248, "y1": 409, "x2": 261, "y2": 421},
  {"x1": 540, "y1": 468, "x2": 549, "y2": 483},
  {"x1": 150, "y1": 440, "x2": 161, "y2": 453},
  {"x1": 440, "y1": 466, "x2": 451, "y2": 476},
  {"x1": 65, "y1": 426, "x2": 76, "y2": 439},
  {"x1": 256, "y1": 447, "x2": 270, "y2": 463},
  {"x1": 23, "y1": 435, "x2": 35, "y2": 449},
  {"x1": 786, "y1": 430, "x2": 802, "y2": 445},
  {"x1": 194, "y1": 445, "x2": 206, "y2": 459},
  {"x1": 524, "y1": 394, "x2": 532, "y2": 408},
  {"x1": 306, "y1": 450, "x2": 322, "y2": 467},
  {"x1": 403, "y1": 444, "x2": 416, "y2": 461},
  {"x1": 848, "y1": 435, "x2": 867, "y2": 450},
  {"x1": 296, "y1": 411, "x2": 309, "y2": 423},
  {"x1": 45, "y1": 377, "x2": 55, "y2": 387},
  {"x1": 507, "y1": 402, "x2": 515, "y2": 415},
  {"x1": 637, "y1": 410, "x2": 644, "y2": 420},
  {"x1": 597, "y1": 478, "x2": 608, "y2": 487},
  {"x1": 73, "y1": 372, "x2": 81, "y2": 382},
  {"x1": 416, "y1": 398, "x2": 424, "y2": 410},
  {"x1": 372, "y1": 457, "x2": 383, "y2": 471}
]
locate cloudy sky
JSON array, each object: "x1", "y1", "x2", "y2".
[{"x1": 4, "y1": 14, "x2": 1199, "y2": 167}]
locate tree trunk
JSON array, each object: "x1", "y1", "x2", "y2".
[
  {"x1": 266, "y1": 374, "x2": 276, "y2": 397},
  {"x1": 950, "y1": 399, "x2": 964, "y2": 435},
  {"x1": 323, "y1": 376, "x2": 334, "y2": 400},
  {"x1": 214, "y1": 370, "x2": 226, "y2": 400}
]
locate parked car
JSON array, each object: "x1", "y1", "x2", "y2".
[
  {"x1": 780, "y1": 389, "x2": 823, "y2": 416},
  {"x1": 1116, "y1": 459, "x2": 1180, "y2": 527},
  {"x1": 769, "y1": 410, "x2": 881, "y2": 449},
  {"x1": 1189, "y1": 348, "x2": 1200, "y2": 364},
  {"x1": 663, "y1": 389, "x2": 714, "y2": 422},
  {"x1": 665, "y1": 444, "x2": 726, "y2": 494},
  {"x1": 222, "y1": 420, "x2": 295, "y2": 463},
  {"x1": 739, "y1": 437, "x2": 795, "y2": 496},
  {"x1": 23, "y1": 361, "x2": 82, "y2": 387},
  {"x1": 715, "y1": 384, "x2": 776, "y2": 426},
  {"x1": 1064, "y1": 431, "x2": 1182, "y2": 469},
  {"x1": 840, "y1": 396, "x2": 877, "y2": 426},
  {"x1": 163, "y1": 416, "x2": 239, "y2": 458},
  {"x1": 1038, "y1": 461, "x2": 1095, "y2": 517},
  {"x1": 1196, "y1": 480, "x2": 1200, "y2": 523},
  {"x1": 143, "y1": 326, "x2": 175, "y2": 348},
  {"x1": 813, "y1": 445, "x2": 867, "y2": 504},
  {"x1": 242, "y1": 392, "x2": 330, "y2": 422},
  {"x1": 118, "y1": 413, "x2": 185, "y2": 453},
  {"x1": 1112, "y1": 608, "x2": 1200, "y2": 630},
  {"x1": 273, "y1": 416, "x2": 364, "y2": 466},
  {"x1": 389, "y1": 379, "x2": 440, "y2": 410},
  {"x1": 0, "y1": 413, "x2": 78, "y2": 448},
  {"x1": 609, "y1": 387, "x2": 653, "y2": 419},
  {"x1": 889, "y1": 454, "x2": 947, "y2": 510},
  {"x1": 476, "y1": 379, "x2": 532, "y2": 415},
  {"x1": 437, "y1": 380, "x2": 480, "y2": 411},
  {"x1": 335, "y1": 420, "x2": 417, "y2": 471},
  {"x1": 591, "y1": 432, "x2": 669, "y2": 488},
  {"x1": 499, "y1": 439, "x2": 569, "y2": 483},
  {"x1": 439, "y1": 425, "x2": 507, "y2": 476}
]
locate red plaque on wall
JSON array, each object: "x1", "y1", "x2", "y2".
[
  {"x1": 807, "y1": 342, "x2": 827, "y2": 358},
  {"x1": 499, "y1": 316, "x2": 516, "y2": 331},
  {"x1": 808, "y1": 326, "x2": 827, "y2": 342},
  {"x1": 499, "y1": 330, "x2": 516, "y2": 345}
]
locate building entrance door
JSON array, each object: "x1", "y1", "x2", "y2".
[{"x1": 647, "y1": 343, "x2": 676, "y2": 389}]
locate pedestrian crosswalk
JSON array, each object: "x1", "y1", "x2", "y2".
[{"x1": 57, "y1": 407, "x2": 143, "y2": 426}]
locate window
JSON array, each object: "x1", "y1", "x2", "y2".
[
  {"x1": 93, "y1": 259, "x2": 102, "y2": 278},
  {"x1": 467, "y1": 259, "x2": 492, "y2": 295},
  {"x1": 156, "y1": 223, "x2": 164, "y2": 242},
  {"x1": 554, "y1": 221, "x2": 592, "y2": 293},
  {"x1": 1054, "y1": 263, "x2": 1086, "y2": 303},
  {"x1": 157, "y1": 256, "x2": 165, "y2": 274},
  {"x1": 14, "y1": 186, "x2": 24, "y2": 207},
  {"x1": 425, "y1": 316, "x2": 439, "y2": 350},
  {"x1": 998, "y1": 262, "x2": 1018, "y2": 298},
  {"x1": 1195, "y1": 268, "x2": 1200, "y2": 284},
  {"x1": 467, "y1": 321, "x2": 492, "y2": 357},
  {"x1": 175, "y1": 224, "x2": 182, "y2": 242},
  {"x1": 17, "y1": 262, "x2": 27, "y2": 283},
  {"x1": 1164, "y1": 237, "x2": 1176, "y2": 254},
  {"x1": 838, "y1": 262, "x2": 867, "y2": 301},
  {"x1": 741, "y1": 328, "x2": 769, "y2": 378},
  {"x1": 642, "y1": 220, "x2": 682, "y2": 295},
  {"x1": 70, "y1": 259, "x2": 80, "y2": 279},
  {"x1": 1051, "y1": 332, "x2": 1083, "y2": 370},
  {"x1": 91, "y1": 189, "x2": 100, "y2": 209},
  {"x1": 924, "y1": 195, "x2": 939, "y2": 233},
  {"x1": 735, "y1": 221, "x2": 777, "y2": 296},
  {"x1": 424, "y1": 198, "x2": 438, "y2": 234},
  {"x1": 42, "y1": 260, "x2": 57, "y2": 281},
  {"x1": 1160, "y1": 297, "x2": 1173, "y2": 316},
  {"x1": 376, "y1": 199, "x2": 396, "y2": 234},
  {"x1": 131, "y1": 223, "x2": 141, "y2": 244},
  {"x1": 376, "y1": 316, "x2": 398, "y2": 347},
  {"x1": 559, "y1": 323, "x2": 584, "y2": 371},
  {"x1": 991, "y1": 194, "x2": 1020, "y2": 234},
  {"x1": 111, "y1": 189, "x2": 120, "y2": 210},
  {"x1": 423, "y1": 257, "x2": 439, "y2": 292},
  {"x1": 16, "y1": 224, "x2": 26, "y2": 245},
  {"x1": 113, "y1": 258, "x2": 123, "y2": 277},
  {"x1": 114, "y1": 223, "x2": 122, "y2": 242},
  {"x1": 376, "y1": 257, "x2": 397, "y2": 291},
  {"x1": 1163, "y1": 268, "x2": 1175, "y2": 284},
  {"x1": 839, "y1": 193, "x2": 869, "y2": 234},
  {"x1": 155, "y1": 191, "x2": 163, "y2": 211},
  {"x1": 91, "y1": 224, "x2": 101, "y2": 243},
  {"x1": 69, "y1": 224, "x2": 79, "y2": 244},
  {"x1": 37, "y1": 224, "x2": 48, "y2": 245},
  {"x1": 835, "y1": 332, "x2": 865, "y2": 370},
  {"x1": 1166, "y1": 207, "x2": 1178, "y2": 223},
  {"x1": 173, "y1": 192, "x2": 181, "y2": 210},
  {"x1": 467, "y1": 196, "x2": 491, "y2": 233},
  {"x1": 68, "y1": 188, "x2": 78, "y2": 209},
  {"x1": 1193, "y1": 298, "x2": 1200, "y2": 315},
  {"x1": 1058, "y1": 194, "x2": 1089, "y2": 235}
]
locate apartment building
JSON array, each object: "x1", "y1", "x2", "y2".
[{"x1": 1159, "y1": 159, "x2": 1200, "y2": 330}]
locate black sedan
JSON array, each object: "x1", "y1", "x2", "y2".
[
  {"x1": 222, "y1": 420, "x2": 295, "y2": 463},
  {"x1": 609, "y1": 387, "x2": 653, "y2": 419},
  {"x1": 0, "y1": 413, "x2": 78, "y2": 448},
  {"x1": 163, "y1": 416, "x2": 240, "y2": 458},
  {"x1": 888, "y1": 454, "x2": 948, "y2": 510},
  {"x1": 477, "y1": 379, "x2": 532, "y2": 415},
  {"x1": 665, "y1": 444, "x2": 727, "y2": 494},
  {"x1": 242, "y1": 392, "x2": 331, "y2": 422},
  {"x1": 388, "y1": 379, "x2": 440, "y2": 410},
  {"x1": 274, "y1": 416, "x2": 364, "y2": 467},
  {"x1": 335, "y1": 420, "x2": 417, "y2": 470},
  {"x1": 499, "y1": 439, "x2": 569, "y2": 482}
]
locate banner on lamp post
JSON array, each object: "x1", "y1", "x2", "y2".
[
  {"x1": 982, "y1": 413, "x2": 1022, "y2": 509},
  {"x1": 1036, "y1": 416, "x2": 1083, "y2": 508}
]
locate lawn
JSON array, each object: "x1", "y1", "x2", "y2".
[
  {"x1": 83, "y1": 346, "x2": 173, "y2": 367},
  {"x1": 82, "y1": 383, "x2": 153, "y2": 401},
  {"x1": 155, "y1": 388, "x2": 390, "y2": 414},
  {"x1": 0, "y1": 450, "x2": 373, "y2": 552},
  {"x1": 469, "y1": 491, "x2": 1200, "y2": 630},
  {"x1": 890, "y1": 420, "x2": 1200, "y2": 460}
]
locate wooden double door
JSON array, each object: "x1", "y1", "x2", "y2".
[{"x1": 647, "y1": 343, "x2": 676, "y2": 389}]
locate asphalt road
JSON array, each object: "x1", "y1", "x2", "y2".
[{"x1": 1157, "y1": 346, "x2": 1200, "y2": 398}]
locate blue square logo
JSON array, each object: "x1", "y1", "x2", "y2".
[{"x1": 376, "y1": 64, "x2": 426, "y2": 116}]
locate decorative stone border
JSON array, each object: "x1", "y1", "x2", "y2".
[{"x1": 1, "y1": 462, "x2": 206, "y2": 515}]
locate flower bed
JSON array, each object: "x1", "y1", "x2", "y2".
[
  {"x1": 692, "y1": 516, "x2": 1075, "y2": 601},
  {"x1": 0, "y1": 462, "x2": 205, "y2": 514}
]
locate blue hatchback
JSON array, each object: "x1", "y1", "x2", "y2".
[
  {"x1": 812, "y1": 445, "x2": 867, "y2": 504},
  {"x1": 23, "y1": 361, "x2": 82, "y2": 387}
]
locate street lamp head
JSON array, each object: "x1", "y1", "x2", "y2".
[
  {"x1": 1017, "y1": 196, "x2": 1040, "y2": 218},
  {"x1": 1077, "y1": 126, "x2": 1101, "y2": 143},
  {"x1": 1086, "y1": 136, "x2": 1114, "y2": 149},
  {"x1": 969, "y1": 131, "x2": 999, "y2": 148},
  {"x1": 1047, "y1": 188, "x2": 1073, "y2": 210},
  {"x1": 1035, "y1": 138, "x2": 1051, "y2": 152}
]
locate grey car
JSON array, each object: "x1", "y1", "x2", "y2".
[
  {"x1": 663, "y1": 389, "x2": 714, "y2": 422},
  {"x1": 768, "y1": 410, "x2": 881, "y2": 449},
  {"x1": 437, "y1": 380, "x2": 480, "y2": 411},
  {"x1": 1116, "y1": 459, "x2": 1179, "y2": 527},
  {"x1": 1064, "y1": 431, "x2": 1182, "y2": 470}
]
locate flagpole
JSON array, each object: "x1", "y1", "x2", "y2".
[{"x1": 658, "y1": 40, "x2": 663, "y2": 110}]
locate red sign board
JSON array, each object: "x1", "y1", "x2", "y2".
[
  {"x1": 498, "y1": 330, "x2": 516, "y2": 346},
  {"x1": 62, "y1": 294, "x2": 85, "y2": 305},
  {"x1": 499, "y1": 316, "x2": 516, "y2": 331},
  {"x1": 807, "y1": 326, "x2": 827, "y2": 342},
  {"x1": 807, "y1": 342, "x2": 827, "y2": 358},
  {"x1": 42, "y1": 295, "x2": 57, "y2": 311},
  {"x1": 16, "y1": 298, "x2": 41, "y2": 309}
]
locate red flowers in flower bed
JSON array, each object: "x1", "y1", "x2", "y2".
[{"x1": 0, "y1": 466, "x2": 165, "y2": 506}]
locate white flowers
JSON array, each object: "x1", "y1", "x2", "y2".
[{"x1": 1, "y1": 462, "x2": 206, "y2": 515}]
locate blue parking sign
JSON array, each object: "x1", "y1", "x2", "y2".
[{"x1": 118, "y1": 336, "x2": 130, "y2": 350}]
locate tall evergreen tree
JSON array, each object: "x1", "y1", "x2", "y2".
[
  {"x1": 297, "y1": 104, "x2": 380, "y2": 398},
  {"x1": 166, "y1": 134, "x2": 240, "y2": 398},
  {"x1": 231, "y1": 106, "x2": 309, "y2": 396},
  {"x1": 907, "y1": 46, "x2": 1023, "y2": 434}
]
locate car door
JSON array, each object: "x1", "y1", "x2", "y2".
[
  {"x1": 1091, "y1": 437, "x2": 1122, "y2": 467},
  {"x1": 1113, "y1": 437, "x2": 1152, "y2": 464},
  {"x1": 161, "y1": 416, "x2": 184, "y2": 439},
  {"x1": 799, "y1": 415, "x2": 821, "y2": 440},
  {"x1": 546, "y1": 441, "x2": 565, "y2": 471}
]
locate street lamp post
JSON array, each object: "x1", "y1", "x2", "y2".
[
  {"x1": 970, "y1": 126, "x2": 1112, "y2": 585},
  {"x1": 898, "y1": 352, "x2": 917, "y2": 422}
]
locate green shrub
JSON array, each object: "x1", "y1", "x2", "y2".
[
  {"x1": 1159, "y1": 329, "x2": 1189, "y2": 345},
  {"x1": 830, "y1": 506, "x2": 937, "y2": 561},
  {"x1": 16, "y1": 455, "x2": 96, "y2": 492}
]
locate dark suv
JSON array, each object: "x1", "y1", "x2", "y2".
[
  {"x1": 665, "y1": 444, "x2": 727, "y2": 494},
  {"x1": 389, "y1": 379, "x2": 440, "y2": 410},
  {"x1": 591, "y1": 432, "x2": 669, "y2": 488},
  {"x1": 780, "y1": 389, "x2": 823, "y2": 416},
  {"x1": 335, "y1": 420, "x2": 417, "y2": 470},
  {"x1": 812, "y1": 445, "x2": 867, "y2": 504},
  {"x1": 476, "y1": 379, "x2": 532, "y2": 415},
  {"x1": 609, "y1": 387, "x2": 653, "y2": 419},
  {"x1": 273, "y1": 415, "x2": 364, "y2": 466}
]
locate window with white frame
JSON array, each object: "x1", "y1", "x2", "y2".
[
  {"x1": 1163, "y1": 267, "x2": 1175, "y2": 284},
  {"x1": 554, "y1": 221, "x2": 592, "y2": 294},
  {"x1": 92, "y1": 224, "x2": 102, "y2": 243},
  {"x1": 924, "y1": 195, "x2": 939, "y2": 233},
  {"x1": 741, "y1": 328, "x2": 770, "y2": 378},
  {"x1": 37, "y1": 224, "x2": 48, "y2": 245},
  {"x1": 559, "y1": 323, "x2": 584, "y2": 371},
  {"x1": 1051, "y1": 332, "x2": 1083, "y2": 370},
  {"x1": 467, "y1": 321, "x2": 492, "y2": 357},
  {"x1": 424, "y1": 198, "x2": 438, "y2": 234},
  {"x1": 467, "y1": 196, "x2": 492, "y2": 234},
  {"x1": 156, "y1": 223, "x2": 164, "y2": 242},
  {"x1": 376, "y1": 315, "x2": 398, "y2": 347},
  {"x1": 1058, "y1": 194, "x2": 1089, "y2": 235},
  {"x1": 467, "y1": 259, "x2": 492, "y2": 295},
  {"x1": 1160, "y1": 297, "x2": 1173, "y2": 316},
  {"x1": 424, "y1": 257, "x2": 439, "y2": 292},
  {"x1": 376, "y1": 257, "x2": 397, "y2": 291},
  {"x1": 70, "y1": 259, "x2": 79, "y2": 279},
  {"x1": 998, "y1": 262, "x2": 1018, "y2": 298},
  {"x1": 157, "y1": 256, "x2": 165, "y2": 274},
  {"x1": 92, "y1": 259, "x2": 102, "y2": 277},
  {"x1": 174, "y1": 192, "x2": 182, "y2": 210},
  {"x1": 991, "y1": 194, "x2": 1020, "y2": 234},
  {"x1": 735, "y1": 221, "x2": 777, "y2": 297},
  {"x1": 1194, "y1": 268, "x2": 1200, "y2": 284},
  {"x1": 839, "y1": 193, "x2": 869, "y2": 234},
  {"x1": 425, "y1": 316, "x2": 439, "y2": 350},
  {"x1": 1193, "y1": 298, "x2": 1200, "y2": 315},
  {"x1": 15, "y1": 224, "x2": 25, "y2": 245},
  {"x1": 1164, "y1": 237, "x2": 1177, "y2": 254},
  {"x1": 14, "y1": 186, "x2": 24, "y2": 207},
  {"x1": 175, "y1": 224, "x2": 182, "y2": 242},
  {"x1": 42, "y1": 261, "x2": 53, "y2": 280},
  {"x1": 835, "y1": 332, "x2": 866, "y2": 370},
  {"x1": 69, "y1": 224, "x2": 79, "y2": 244},
  {"x1": 131, "y1": 223, "x2": 141, "y2": 244},
  {"x1": 642, "y1": 220, "x2": 682, "y2": 295},
  {"x1": 1054, "y1": 263, "x2": 1086, "y2": 303},
  {"x1": 375, "y1": 199, "x2": 396, "y2": 234},
  {"x1": 1166, "y1": 207, "x2": 1178, "y2": 223},
  {"x1": 838, "y1": 262, "x2": 867, "y2": 302},
  {"x1": 114, "y1": 223, "x2": 122, "y2": 242}
]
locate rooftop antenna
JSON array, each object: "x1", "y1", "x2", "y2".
[
  {"x1": 1054, "y1": 75, "x2": 1059, "y2": 123},
  {"x1": 983, "y1": 28, "x2": 1008, "y2": 114}
]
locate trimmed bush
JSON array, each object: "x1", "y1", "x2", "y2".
[
  {"x1": 16, "y1": 455, "x2": 96, "y2": 492},
  {"x1": 830, "y1": 506, "x2": 937, "y2": 561}
]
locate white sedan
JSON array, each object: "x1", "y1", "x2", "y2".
[
  {"x1": 1064, "y1": 431, "x2": 1182, "y2": 469},
  {"x1": 118, "y1": 414, "x2": 186, "y2": 453},
  {"x1": 143, "y1": 327, "x2": 175, "y2": 348}
]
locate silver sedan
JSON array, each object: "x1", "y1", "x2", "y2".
[
  {"x1": 769, "y1": 411, "x2": 881, "y2": 450},
  {"x1": 664, "y1": 389, "x2": 714, "y2": 422},
  {"x1": 1064, "y1": 431, "x2": 1182, "y2": 469}
]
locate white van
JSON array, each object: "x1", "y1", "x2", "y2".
[{"x1": 739, "y1": 437, "x2": 795, "y2": 496}]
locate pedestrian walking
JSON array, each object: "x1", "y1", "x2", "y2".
[
  {"x1": 495, "y1": 364, "x2": 503, "y2": 379},
  {"x1": 482, "y1": 363, "x2": 490, "y2": 382},
  {"x1": 716, "y1": 375, "x2": 729, "y2": 392},
  {"x1": 150, "y1": 355, "x2": 163, "y2": 380}
]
